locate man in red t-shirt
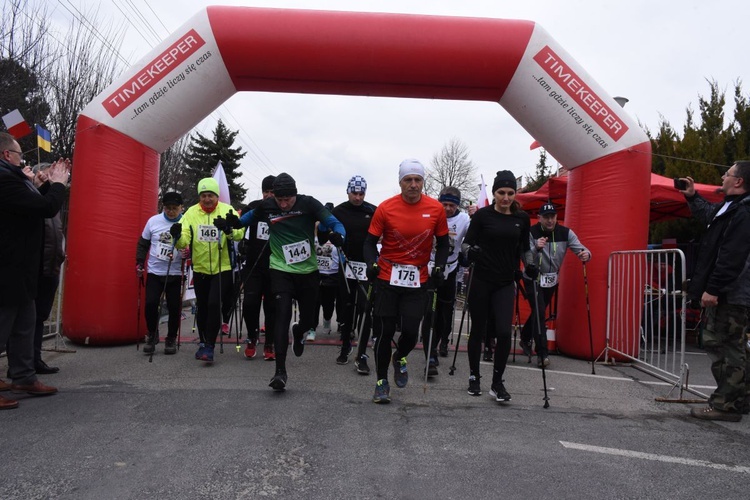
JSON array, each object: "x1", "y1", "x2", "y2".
[{"x1": 363, "y1": 159, "x2": 449, "y2": 404}]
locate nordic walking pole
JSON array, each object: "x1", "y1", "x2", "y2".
[
  {"x1": 136, "y1": 271, "x2": 144, "y2": 351},
  {"x1": 583, "y1": 261, "x2": 596, "y2": 375},
  {"x1": 423, "y1": 287, "x2": 438, "y2": 393},
  {"x1": 178, "y1": 259, "x2": 186, "y2": 351},
  {"x1": 531, "y1": 276, "x2": 550, "y2": 409},
  {"x1": 512, "y1": 283, "x2": 520, "y2": 363},
  {"x1": 449, "y1": 262, "x2": 474, "y2": 376},
  {"x1": 149, "y1": 242, "x2": 177, "y2": 362}
]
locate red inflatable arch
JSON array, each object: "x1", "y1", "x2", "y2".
[{"x1": 67, "y1": 7, "x2": 650, "y2": 358}]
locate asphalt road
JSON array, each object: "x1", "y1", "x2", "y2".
[{"x1": 1, "y1": 323, "x2": 749, "y2": 500}]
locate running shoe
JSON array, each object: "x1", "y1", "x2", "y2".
[
  {"x1": 427, "y1": 357, "x2": 439, "y2": 378},
  {"x1": 221, "y1": 323, "x2": 230, "y2": 335},
  {"x1": 519, "y1": 340, "x2": 533, "y2": 357},
  {"x1": 195, "y1": 343, "x2": 207, "y2": 360},
  {"x1": 269, "y1": 369, "x2": 288, "y2": 392},
  {"x1": 322, "y1": 319, "x2": 332, "y2": 334},
  {"x1": 244, "y1": 339, "x2": 257, "y2": 359},
  {"x1": 372, "y1": 379, "x2": 391, "y2": 404},
  {"x1": 537, "y1": 356, "x2": 550, "y2": 368},
  {"x1": 483, "y1": 347, "x2": 493, "y2": 362},
  {"x1": 467, "y1": 375, "x2": 481, "y2": 396},
  {"x1": 306, "y1": 329, "x2": 316, "y2": 342},
  {"x1": 200, "y1": 345, "x2": 214, "y2": 363},
  {"x1": 490, "y1": 382, "x2": 511, "y2": 402},
  {"x1": 164, "y1": 336, "x2": 177, "y2": 355},
  {"x1": 263, "y1": 343, "x2": 275, "y2": 361},
  {"x1": 143, "y1": 332, "x2": 158, "y2": 354},
  {"x1": 336, "y1": 346, "x2": 350, "y2": 365},
  {"x1": 392, "y1": 353, "x2": 408, "y2": 388},
  {"x1": 355, "y1": 354, "x2": 370, "y2": 375},
  {"x1": 438, "y1": 341, "x2": 449, "y2": 358}
]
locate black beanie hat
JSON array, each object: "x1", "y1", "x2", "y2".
[
  {"x1": 261, "y1": 175, "x2": 276, "y2": 191},
  {"x1": 492, "y1": 170, "x2": 517, "y2": 193},
  {"x1": 161, "y1": 191, "x2": 183, "y2": 205},
  {"x1": 273, "y1": 172, "x2": 297, "y2": 197}
]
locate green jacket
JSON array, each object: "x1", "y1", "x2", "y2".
[{"x1": 175, "y1": 202, "x2": 244, "y2": 275}]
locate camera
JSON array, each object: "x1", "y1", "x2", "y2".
[{"x1": 673, "y1": 178, "x2": 688, "y2": 190}]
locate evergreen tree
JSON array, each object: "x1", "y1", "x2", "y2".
[
  {"x1": 182, "y1": 120, "x2": 247, "y2": 208},
  {"x1": 523, "y1": 150, "x2": 552, "y2": 192}
]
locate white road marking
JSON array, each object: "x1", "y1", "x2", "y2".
[{"x1": 560, "y1": 441, "x2": 750, "y2": 474}]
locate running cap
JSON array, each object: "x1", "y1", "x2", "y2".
[
  {"x1": 273, "y1": 172, "x2": 297, "y2": 197},
  {"x1": 539, "y1": 203, "x2": 557, "y2": 215},
  {"x1": 197, "y1": 177, "x2": 219, "y2": 196},
  {"x1": 398, "y1": 159, "x2": 425, "y2": 182},
  {"x1": 162, "y1": 191, "x2": 183, "y2": 206},
  {"x1": 492, "y1": 170, "x2": 517, "y2": 193},
  {"x1": 347, "y1": 175, "x2": 367, "y2": 194},
  {"x1": 261, "y1": 175, "x2": 276, "y2": 191}
]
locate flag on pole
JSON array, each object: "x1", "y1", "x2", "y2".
[
  {"x1": 2, "y1": 109, "x2": 33, "y2": 139},
  {"x1": 212, "y1": 160, "x2": 231, "y2": 205},
  {"x1": 530, "y1": 140, "x2": 542, "y2": 150},
  {"x1": 477, "y1": 174, "x2": 490, "y2": 208},
  {"x1": 36, "y1": 125, "x2": 51, "y2": 152}
]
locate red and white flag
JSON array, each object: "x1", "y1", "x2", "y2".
[
  {"x1": 1, "y1": 109, "x2": 33, "y2": 139},
  {"x1": 477, "y1": 174, "x2": 490, "y2": 208},
  {"x1": 212, "y1": 160, "x2": 231, "y2": 205}
]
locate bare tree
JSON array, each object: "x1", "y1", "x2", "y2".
[
  {"x1": 159, "y1": 134, "x2": 190, "y2": 194},
  {"x1": 425, "y1": 138, "x2": 478, "y2": 201},
  {"x1": 45, "y1": 6, "x2": 125, "y2": 158}
]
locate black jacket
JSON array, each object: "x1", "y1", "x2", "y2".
[
  {"x1": 687, "y1": 192, "x2": 750, "y2": 306},
  {"x1": 0, "y1": 159, "x2": 66, "y2": 304},
  {"x1": 331, "y1": 200, "x2": 377, "y2": 262}
]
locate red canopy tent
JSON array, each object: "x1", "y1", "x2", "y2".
[{"x1": 516, "y1": 173, "x2": 723, "y2": 221}]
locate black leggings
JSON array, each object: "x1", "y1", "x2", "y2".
[
  {"x1": 338, "y1": 275, "x2": 373, "y2": 353},
  {"x1": 371, "y1": 282, "x2": 428, "y2": 380},
  {"x1": 241, "y1": 268, "x2": 275, "y2": 343},
  {"x1": 467, "y1": 277, "x2": 515, "y2": 385},
  {"x1": 421, "y1": 267, "x2": 458, "y2": 357},
  {"x1": 193, "y1": 270, "x2": 233, "y2": 346},
  {"x1": 145, "y1": 273, "x2": 183, "y2": 338},
  {"x1": 270, "y1": 270, "x2": 320, "y2": 370},
  {"x1": 520, "y1": 280, "x2": 556, "y2": 357}
]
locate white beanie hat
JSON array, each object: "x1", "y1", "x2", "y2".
[{"x1": 398, "y1": 159, "x2": 425, "y2": 182}]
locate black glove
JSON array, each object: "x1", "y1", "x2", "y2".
[
  {"x1": 329, "y1": 231, "x2": 344, "y2": 247},
  {"x1": 214, "y1": 216, "x2": 232, "y2": 234},
  {"x1": 431, "y1": 266, "x2": 444, "y2": 289},
  {"x1": 366, "y1": 262, "x2": 380, "y2": 281},
  {"x1": 466, "y1": 245, "x2": 482, "y2": 262},
  {"x1": 514, "y1": 269, "x2": 525, "y2": 283},
  {"x1": 169, "y1": 222, "x2": 182, "y2": 240},
  {"x1": 135, "y1": 263, "x2": 144, "y2": 278},
  {"x1": 225, "y1": 210, "x2": 241, "y2": 229},
  {"x1": 525, "y1": 264, "x2": 539, "y2": 280}
]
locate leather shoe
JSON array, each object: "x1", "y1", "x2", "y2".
[
  {"x1": 0, "y1": 395, "x2": 19, "y2": 410},
  {"x1": 35, "y1": 361, "x2": 60, "y2": 374},
  {"x1": 0, "y1": 396, "x2": 18, "y2": 410},
  {"x1": 0, "y1": 378, "x2": 10, "y2": 392},
  {"x1": 11, "y1": 380, "x2": 58, "y2": 396}
]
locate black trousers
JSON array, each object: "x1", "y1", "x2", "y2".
[
  {"x1": 193, "y1": 270, "x2": 234, "y2": 346},
  {"x1": 520, "y1": 280, "x2": 557, "y2": 358},
  {"x1": 467, "y1": 277, "x2": 515, "y2": 385},
  {"x1": 34, "y1": 275, "x2": 59, "y2": 363},
  {"x1": 241, "y1": 267, "x2": 275, "y2": 344},
  {"x1": 270, "y1": 270, "x2": 320, "y2": 370},
  {"x1": 337, "y1": 273, "x2": 373, "y2": 354},
  {"x1": 145, "y1": 273, "x2": 183, "y2": 339},
  {"x1": 421, "y1": 267, "x2": 458, "y2": 358}
]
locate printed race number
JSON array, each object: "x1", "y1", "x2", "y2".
[
  {"x1": 390, "y1": 263, "x2": 420, "y2": 288},
  {"x1": 283, "y1": 240, "x2": 311, "y2": 265},
  {"x1": 256, "y1": 221, "x2": 270, "y2": 241},
  {"x1": 344, "y1": 260, "x2": 367, "y2": 281},
  {"x1": 539, "y1": 272, "x2": 559, "y2": 288},
  {"x1": 317, "y1": 255, "x2": 333, "y2": 271},
  {"x1": 155, "y1": 242, "x2": 174, "y2": 261},
  {"x1": 197, "y1": 225, "x2": 220, "y2": 243}
]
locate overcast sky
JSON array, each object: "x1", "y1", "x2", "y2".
[{"x1": 48, "y1": 0, "x2": 747, "y2": 206}]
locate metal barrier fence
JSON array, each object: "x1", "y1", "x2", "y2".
[{"x1": 601, "y1": 249, "x2": 708, "y2": 401}]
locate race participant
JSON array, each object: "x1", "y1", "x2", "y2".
[
  {"x1": 238, "y1": 175, "x2": 276, "y2": 360},
  {"x1": 461, "y1": 170, "x2": 531, "y2": 402},
  {"x1": 136, "y1": 191, "x2": 186, "y2": 355},
  {"x1": 311, "y1": 225, "x2": 339, "y2": 344},
  {"x1": 329, "y1": 175, "x2": 378, "y2": 372},
  {"x1": 421, "y1": 186, "x2": 470, "y2": 377},
  {"x1": 237, "y1": 173, "x2": 345, "y2": 392},
  {"x1": 364, "y1": 159, "x2": 449, "y2": 404},
  {"x1": 170, "y1": 178, "x2": 244, "y2": 363},
  {"x1": 520, "y1": 203, "x2": 591, "y2": 367}
]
